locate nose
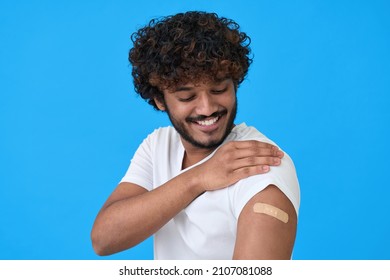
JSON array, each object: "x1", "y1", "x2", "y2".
[{"x1": 195, "y1": 93, "x2": 218, "y2": 116}]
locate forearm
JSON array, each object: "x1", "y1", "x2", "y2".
[{"x1": 91, "y1": 169, "x2": 204, "y2": 256}]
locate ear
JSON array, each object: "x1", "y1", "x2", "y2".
[{"x1": 154, "y1": 97, "x2": 166, "y2": 111}]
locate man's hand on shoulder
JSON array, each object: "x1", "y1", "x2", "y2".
[{"x1": 194, "y1": 140, "x2": 284, "y2": 192}]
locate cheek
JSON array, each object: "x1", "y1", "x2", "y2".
[
  {"x1": 169, "y1": 104, "x2": 194, "y2": 120},
  {"x1": 222, "y1": 93, "x2": 236, "y2": 108}
]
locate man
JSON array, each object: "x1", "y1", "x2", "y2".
[{"x1": 91, "y1": 11, "x2": 300, "y2": 260}]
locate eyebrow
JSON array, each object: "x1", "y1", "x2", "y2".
[{"x1": 175, "y1": 86, "x2": 194, "y2": 92}]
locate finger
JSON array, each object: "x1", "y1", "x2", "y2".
[
  {"x1": 230, "y1": 146, "x2": 283, "y2": 160},
  {"x1": 233, "y1": 156, "x2": 281, "y2": 170},
  {"x1": 230, "y1": 141, "x2": 284, "y2": 158},
  {"x1": 236, "y1": 148, "x2": 282, "y2": 159},
  {"x1": 230, "y1": 140, "x2": 275, "y2": 150},
  {"x1": 231, "y1": 165, "x2": 271, "y2": 182}
]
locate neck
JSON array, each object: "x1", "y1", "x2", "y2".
[
  {"x1": 179, "y1": 123, "x2": 237, "y2": 169},
  {"x1": 181, "y1": 140, "x2": 215, "y2": 170}
]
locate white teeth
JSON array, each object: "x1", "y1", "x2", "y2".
[{"x1": 197, "y1": 116, "x2": 219, "y2": 126}]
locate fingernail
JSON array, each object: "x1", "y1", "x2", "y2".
[
  {"x1": 274, "y1": 158, "x2": 281, "y2": 164},
  {"x1": 262, "y1": 165, "x2": 270, "y2": 171}
]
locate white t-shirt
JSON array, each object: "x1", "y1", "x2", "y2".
[{"x1": 121, "y1": 123, "x2": 300, "y2": 259}]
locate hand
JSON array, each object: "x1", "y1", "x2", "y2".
[{"x1": 195, "y1": 140, "x2": 284, "y2": 192}]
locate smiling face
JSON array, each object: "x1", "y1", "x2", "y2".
[{"x1": 155, "y1": 79, "x2": 237, "y2": 151}]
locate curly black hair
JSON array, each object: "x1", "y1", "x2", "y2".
[{"x1": 129, "y1": 11, "x2": 252, "y2": 110}]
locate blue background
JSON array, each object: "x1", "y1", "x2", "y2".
[{"x1": 1, "y1": 0, "x2": 389, "y2": 260}]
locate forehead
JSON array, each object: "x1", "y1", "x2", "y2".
[{"x1": 168, "y1": 78, "x2": 232, "y2": 92}]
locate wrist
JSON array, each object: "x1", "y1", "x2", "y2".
[{"x1": 182, "y1": 165, "x2": 206, "y2": 196}]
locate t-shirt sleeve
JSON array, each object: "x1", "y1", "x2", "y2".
[
  {"x1": 120, "y1": 135, "x2": 154, "y2": 191},
  {"x1": 229, "y1": 152, "x2": 300, "y2": 219}
]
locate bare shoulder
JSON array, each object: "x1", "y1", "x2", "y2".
[{"x1": 233, "y1": 184, "x2": 297, "y2": 260}]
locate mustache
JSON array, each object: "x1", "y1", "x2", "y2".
[{"x1": 186, "y1": 110, "x2": 227, "y2": 122}]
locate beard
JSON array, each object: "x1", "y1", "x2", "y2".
[{"x1": 165, "y1": 100, "x2": 237, "y2": 150}]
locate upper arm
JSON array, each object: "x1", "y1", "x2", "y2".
[{"x1": 233, "y1": 184, "x2": 297, "y2": 260}]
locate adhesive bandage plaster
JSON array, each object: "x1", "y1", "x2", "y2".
[{"x1": 253, "y1": 203, "x2": 289, "y2": 223}]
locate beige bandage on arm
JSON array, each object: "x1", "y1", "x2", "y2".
[{"x1": 253, "y1": 203, "x2": 289, "y2": 223}]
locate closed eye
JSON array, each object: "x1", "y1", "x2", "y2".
[
  {"x1": 211, "y1": 87, "x2": 227, "y2": 94},
  {"x1": 178, "y1": 95, "x2": 195, "y2": 102}
]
